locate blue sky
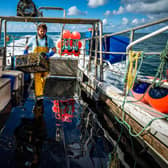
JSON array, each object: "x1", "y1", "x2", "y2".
[{"x1": 0, "y1": 0, "x2": 168, "y2": 32}]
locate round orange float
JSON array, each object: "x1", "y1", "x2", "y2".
[
  {"x1": 63, "y1": 30, "x2": 71, "y2": 39},
  {"x1": 6, "y1": 35, "x2": 10, "y2": 42},
  {"x1": 71, "y1": 31, "x2": 81, "y2": 39},
  {"x1": 144, "y1": 86, "x2": 168, "y2": 114},
  {"x1": 131, "y1": 81, "x2": 150, "y2": 103}
]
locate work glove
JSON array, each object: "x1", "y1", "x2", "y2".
[
  {"x1": 23, "y1": 49, "x2": 28, "y2": 55},
  {"x1": 45, "y1": 51, "x2": 55, "y2": 59},
  {"x1": 39, "y1": 51, "x2": 55, "y2": 60}
]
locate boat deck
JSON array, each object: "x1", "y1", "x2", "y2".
[
  {"x1": 78, "y1": 65, "x2": 168, "y2": 167},
  {"x1": 0, "y1": 82, "x2": 114, "y2": 168}
]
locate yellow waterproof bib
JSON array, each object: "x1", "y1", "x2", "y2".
[{"x1": 34, "y1": 46, "x2": 49, "y2": 97}]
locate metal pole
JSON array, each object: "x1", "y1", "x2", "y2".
[
  {"x1": 0, "y1": 19, "x2": 2, "y2": 41},
  {"x1": 12, "y1": 36, "x2": 15, "y2": 56},
  {"x1": 99, "y1": 21, "x2": 103, "y2": 81},
  {"x1": 3, "y1": 20, "x2": 7, "y2": 67},
  {"x1": 83, "y1": 40, "x2": 86, "y2": 68},
  {"x1": 127, "y1": 26, "x2": 168, "y2": 52},
  {"x1": 38, "y1": 7, "x2": 66, "y2": 17},
  {"x1": 94, "y1": 23, "x2": 98, "y2": 79},
  {"x1": 88, "y1": 24, "x2": 95, "y2": 72},
  {"x1": 130, "y1": 29, "x2": 134, "y2": 43}
]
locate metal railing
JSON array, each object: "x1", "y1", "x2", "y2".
[
  {"x1": 0, "y1": 14, "x2": 167, "y2": 89},
  {"x1": 82, "y1": 17, "x2": 168, "y2": 91}
]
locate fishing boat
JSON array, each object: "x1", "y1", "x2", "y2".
[{"x1": 0, "y1": 2, "x2": 168, "y2": 168}]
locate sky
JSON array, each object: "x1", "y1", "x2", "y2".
[{"x1": 0, "y1": 0, "x2": 168, "y2": 32}]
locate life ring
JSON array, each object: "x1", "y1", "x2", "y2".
[{"x1": 144, "y1": 85, "x2": 168, "y2": 114}]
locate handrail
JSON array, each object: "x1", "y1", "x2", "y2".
[
  {"x1": 122, "y1": 25, "x2": 168, "y2": 95},
  {"x1": 83, "y1": 17, "x2": 168, "y2": 41},
  {"x1": 38, "y1": 7, "x2": 66, "y2": 17},
  {"x1": 0, "y1": 16, "x2": 100, "y2": 24},
  {"x1": 126, "y1": 26, "x2": 168, "y2": 52},
  {"x1": 105, "y1": 17, "x2": 168, "y2": 38}
]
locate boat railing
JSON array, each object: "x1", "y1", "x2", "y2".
[
  {"x1": 126, "y1": 25, "x2": 168, "y2": 52},
  {"x1": 0, "y1": 15, "x2": 168, "y2": 91},
  {"x1": 81, "y1": 17, "x2": 168, "y2": 92},
  {"x1": 38, "y1": 7, "x2": 66, "y2": 17},
  {"x1": 0, "y1": 16, "x2": 103, "y2": 77}
]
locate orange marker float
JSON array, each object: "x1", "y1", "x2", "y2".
[{"x1": 144, "y1": 83, "x2": 168, "y2": 114}]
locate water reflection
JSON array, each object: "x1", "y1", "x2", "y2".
[
  {"x1": 14, "y1": 99, "x2": 46, "y2": 168},
  {"x1": 0, "y1": 98, "x2": 118, "y2": 168}
]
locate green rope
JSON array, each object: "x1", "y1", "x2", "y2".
[
  {"x1": 114, "y1": 49, "x2": 168, "y2": 137},
  {"x1": 152, "y1": 40, "x2": 168, "y2": 87},
  {"x1": 115, "y1": 115, "x2": 167, "y2": 137},
  {"x1": 106, "y1": 43, "x2": 168, "y2": 167}
]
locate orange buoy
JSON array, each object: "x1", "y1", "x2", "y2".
[
  {"x1": 58, "y1": 48, "x2": 61, "y2": 54},
  {"x1": 71, "y1": 31, "x2": 81, "y2": 40},
  {"x1": 6, "y1": 35, "x2": 10, "y2": 42},
  {"x1": 78, "y1": 41, "x2": 82, "y2": 48},
  {"x1": 63, "y1": 30, "x2": 71, "y2": 39},
  {"x1": 144, "y1": 85, "x2": 168, "y2": 114},
  {"x1": 88, "y1": 28, "x2": 92, "y2": 31},
  {"x1": 57, "y1": 39, "x2": 64, "y2": 48},
  {"x1": 131, "y1": 82, "x2": 150, "y2": 103}
]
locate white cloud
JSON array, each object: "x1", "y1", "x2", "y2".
[
  {"x1": 122, "y1": 17, "x2": 129, "y2": 25},
  {"x1": 67, "y1": 6, "x2": 87, "y2": 16},
  {"x1": 113, "y1": 6, "x2": 124, "y2": 15},
  {"x1": 124, "y1": 0, "x2": 168, "y2": 14},
  {"x1": 103, "y1": 18, "x2": 108, "y2": 25},
  {"x1": 132, "y1": 18, "x2": 139, "y2": 25},
  {"x1": 104, "y1": 10, "x2": 111, "y2": 16},
  {"x1": 88, "y1": 0, "x2": 107, "y2": 8}
]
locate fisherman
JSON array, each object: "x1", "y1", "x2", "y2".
[{"x1": 24, "y1": 23, "x2": 56, "y2": 98}]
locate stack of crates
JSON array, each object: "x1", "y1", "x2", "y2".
[
  {"x1": 0, "y1": 48, "x2": 11, "y2": 112},
  {"x1": 44, "y1": 56, "x2": 79, "y2": 99},
  {"x1": 0, "y1": 78, "x2": 11, "y2": 112},
  {"x1": 2, "y1": 70, "x2": 24, "y2": 105}
]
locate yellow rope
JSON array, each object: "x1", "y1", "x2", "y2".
[
  {"x1": 127, "y1": 51, "x2": 141, "y2": 90},
  {"x1": 127, "y1": 51, "x2": 141, "y2": 89}
]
